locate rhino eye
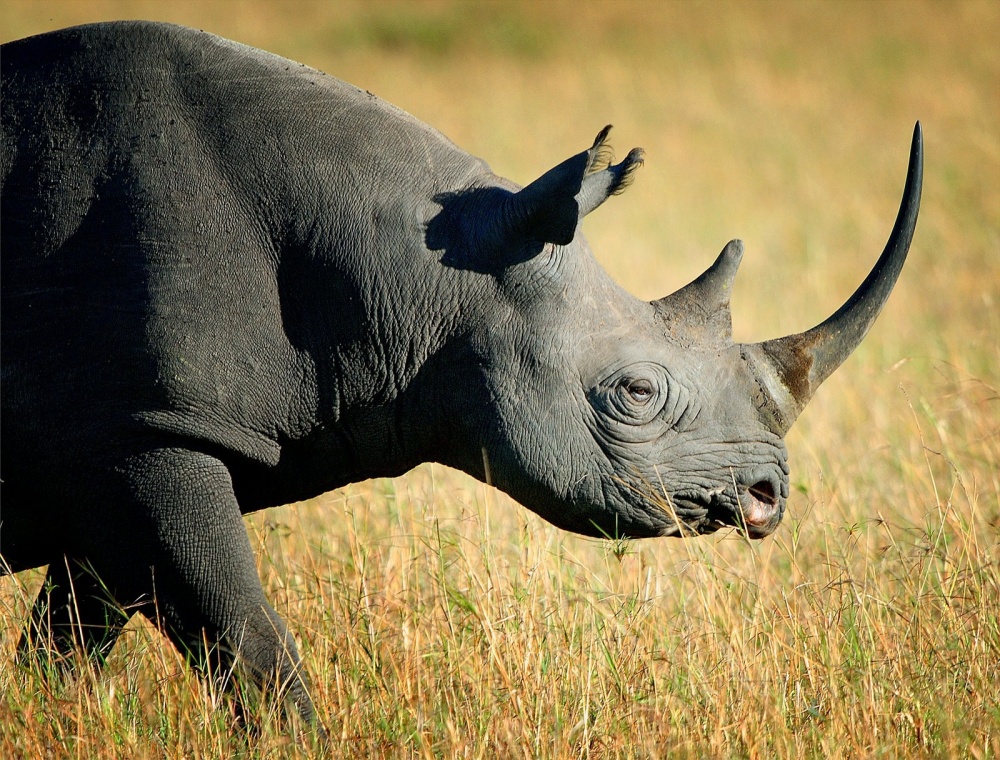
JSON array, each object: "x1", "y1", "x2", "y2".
[
  {"x1": 607, "y1": 370, "x2": 664, "y2": 420},
  {"x1": 622, "y1": 378, "x2": 654, "y2": 403},
  {"x1": 589, "y1": 363, "x2": 676, "y2": 431}
]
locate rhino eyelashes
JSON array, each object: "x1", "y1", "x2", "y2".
[
  {"x1": 610, "y1": 377, "x2": 661, "y2": 421},
  {"x1": 621, "y1": 377, "x2": 654, "y2": 403}
]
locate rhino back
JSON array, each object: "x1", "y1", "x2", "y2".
[{"x1": 1, "y1": 21, "x2": 487, "y2": 474}]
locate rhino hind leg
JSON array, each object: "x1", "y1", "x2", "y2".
[
  {"x1": 18, "y1": 556, "x2": 135, "y2": 671},
  {"x1": 125, "y1": 446, "x2": 321, "y2": 731}
]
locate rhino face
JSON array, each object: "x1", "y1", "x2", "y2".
[
  {"x1": 473, "y1": 244, "x2": 793, "y2": 540},
  {"x1": 440, "y1": 124, "x2": 921, "y2": 540}
]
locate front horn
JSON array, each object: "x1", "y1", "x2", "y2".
[{"x1": 750, "y1": 122, "x2": 923, "y2": 433}]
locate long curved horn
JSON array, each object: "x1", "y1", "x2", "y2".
[{"x1": 750, "y1": 122, "x2": 923, "y2": 433}]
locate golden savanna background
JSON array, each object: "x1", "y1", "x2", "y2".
[{"x1": 1, "y1": 1, "x2": 997, "y2": 757}]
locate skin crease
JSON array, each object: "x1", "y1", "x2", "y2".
[{"x1": 0, "y1": 21, "x2": 919, "y2": 732}]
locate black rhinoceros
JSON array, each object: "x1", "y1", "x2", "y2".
[{"x1": 0, "y1": 21, "x2": 921, "y2": 726}]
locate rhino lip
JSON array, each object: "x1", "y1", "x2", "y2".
[
  {"x1": 669, "y1": 479, "x2": 781, "y2": 539},
  {"x1": 666, "y1": 491, "x2": 726, "y2": 535}
]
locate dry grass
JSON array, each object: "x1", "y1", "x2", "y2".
[{"x1": 1, "y1": 1, "x2": 998, "y2": 757}]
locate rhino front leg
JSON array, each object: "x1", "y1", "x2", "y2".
[
  {"x1": 18, "y1": 555, "x2": 134, "y2": 671},
  {"x1": 125, "y1": 447, "x2": 320, "y2": 730}
]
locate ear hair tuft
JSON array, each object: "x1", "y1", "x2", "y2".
[
  {"x1": 610, "y1": 148, "x2": 645, "y2": 196},
  {"x1": 586, "y1": 125, "x2": 616, "y2": 175}
]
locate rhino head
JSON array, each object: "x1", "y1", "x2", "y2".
[{"x1": 430, "y1": 124, "x2": 922, "y2": 540}]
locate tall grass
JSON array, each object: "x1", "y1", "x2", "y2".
[{"x1": 2, "y1": 1, "x2": 997, "y2": 757}]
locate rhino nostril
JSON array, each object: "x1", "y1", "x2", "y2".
[{"x1": 748, "y1": 480, "x2": 777, "y2": 506}]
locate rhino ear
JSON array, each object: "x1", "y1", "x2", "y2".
[{"x1": 504, "y1": 126, "x2": 644, "y2": 246}]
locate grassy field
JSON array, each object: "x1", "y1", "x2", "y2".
[{"x1": 1, "y1": 1, "x2": 998, "y2": 757}]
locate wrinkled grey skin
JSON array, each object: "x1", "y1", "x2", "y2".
[{"x1": 0, "y1": 22, "x2": 921, "y2": 729}]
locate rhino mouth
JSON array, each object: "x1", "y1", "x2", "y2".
[{"x1": 667, "y1": 479, "x2": 782, "y2": 539}]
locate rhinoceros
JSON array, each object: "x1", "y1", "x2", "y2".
[{"x1": 1, "y1": 21, "x2": 921, "y2": 726}]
